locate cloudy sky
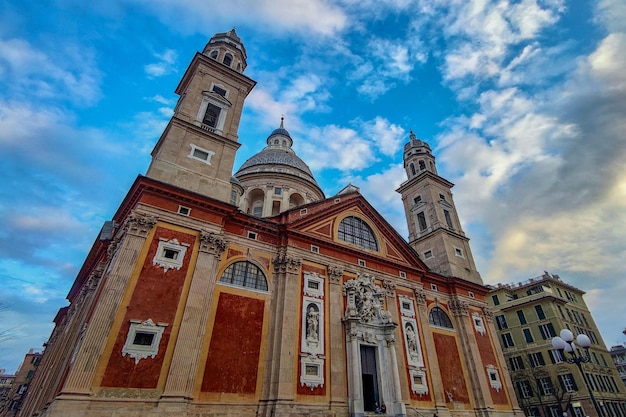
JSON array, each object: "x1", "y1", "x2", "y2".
[{"x1": 1, "y1": 0, "x2": 624, "y2": 373}]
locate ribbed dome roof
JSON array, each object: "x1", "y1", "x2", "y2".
[{"x1": 234, "y1": 120, "x2": 320, "y2": 187}]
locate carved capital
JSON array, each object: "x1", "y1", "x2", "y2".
[
  {"x1": 382, "y1": 279, "x2": 396, "y2": 297},
  {"x1": 327, "y1": 265, "x2": 344, "y2": 285},
  {"x1": 124, "y1": 213, "x2": 157, "y2": 238},
  {"x1": 106, "y1": 239, "x2": 120, "y2": 261},
  {"x1": 449, "y1": 297, "x2": 469, "y2": 317},
  {"x1": 386, "y1": 335, "x2": 396, "y2": 346},
  {"x1": 482, "y1": 306, "x2": 494, "y2": 322},
  {"x1": 273, "y1": 248, "x2": 302, "y2": 274},
  {"x1": 200, "y1": 231, "x2": 226, "y2": 256},
  {"x1": 413, "y1": 289, "x2": 427, "y2": 306}
]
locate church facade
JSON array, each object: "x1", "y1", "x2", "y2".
[{"x1": 19, "y1": 30, "x2": 521, "y2": 417}]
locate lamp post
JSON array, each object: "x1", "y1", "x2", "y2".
[{"x1": 552, "y1": 329, "x2": 602, "y2": 417}]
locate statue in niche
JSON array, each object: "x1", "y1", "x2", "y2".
[
  {"x1": 405, "y1": 323, "x2": 418, "y2": 355},
  {"x1": 306, "y1": 304, "x2": 319, "y2": 342}
]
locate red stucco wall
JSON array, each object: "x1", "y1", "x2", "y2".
[{"x1": 201, "y1": 292, "x2": 265, "y2": 394}]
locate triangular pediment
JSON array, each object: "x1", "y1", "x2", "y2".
[{"x1": 287, "y1": 195, "x2": 427, "y2": 272}]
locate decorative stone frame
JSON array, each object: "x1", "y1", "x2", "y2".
[
  {"x1": 486, "y1": 364, "x2": 502, "y2": 391},
  {"x1": 401, "y1": 317, "x2": 424, "y2": 367},
  {"x1": 122, "y1": 319, "x2": 168, "y2": 364},
  {"x1": 301, "y1": 297, "x2": 324, "y2": 354},
  {"x1": 304, "y1": 272, "x2": 324, "y2": 298},
  {"x1": 195, "y1": 90, "x2": 232, "y2": 134},
  {"x1": 409, "y1": 368, "x2": 429, "y2": 395},
  {"x1": 299, "y1": 354, "x2": 325, "y2": 390},
  {"x1": 153, "y1": 238, "x2": 189, "y2": 272},
  {"x1": 472, "y1": 312, "x2": 486, "y2": 335},
  {"x1": 398, "y1": 295, "x2": 416, "y2": 318},
  {"x1": 188, "y1": 144, "x2": 215, "y2": 165}
]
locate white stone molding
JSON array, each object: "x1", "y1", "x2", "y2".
[
  {"x1": 409, "y1": 368, "x2": 429, "y2": 395},
  {"x1": 299, "y1": 354, "x2": 325, "y2": 390},
  {"x1": 343, "y1": 273, "x2": 391, "y2": 324},
  {"x1": 304, "y1": 272, "x2": 324, "y2": 298},
  {"x1": 398, "y1": 295, "x2": 416, "y2": 318},
  {"x1": 152, "y1": 238, "x2": 190, "y2": 272},
  {"x1": 486, "y1": 364, "x2": 502, "y2": 391},
  {"x1": 472, "y1": 312, "x2": 486, "y2": 335},
  {"x1": 122, "y1": 319, "x2": 168, "y2": 364},
  {"x1": 301, "y1": 297, "x2": 324, "y2": 354},
  {"x1": 401, "y1": 317, "x2": 424, "y2": 367}
]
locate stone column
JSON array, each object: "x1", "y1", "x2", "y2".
[
  {"x1": 267, "y1": 248, "x2": 301, "y2": 410},
  {"x1": 328, "y1": 266, "x2": 347, "y2": 406},
  {"x1": 161, "y1": 231, "x2": 226, "y2": 400},
  {"x1": 449, "y1": 297, "x2": 493, "y2": 414},
  {"x1": 387, "y1": 336, "x2": 408, "y2": 417},
  {"x1": 61, "y1": 213, "x2": 157, "y2": 395},
  {"x1": 414, "y1": 289, "x2": 448, "y2": 411}
]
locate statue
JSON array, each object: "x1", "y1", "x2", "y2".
[{"x1": 306, "y1": 305, "x2": 319, "y2": 341}]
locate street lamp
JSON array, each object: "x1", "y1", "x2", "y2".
[{"x1": 552, "y1": 329, "x2": 602, "y2": 417}]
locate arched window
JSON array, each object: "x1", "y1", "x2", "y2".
[
  {"x1": 429, "y1": 307, "x2": 453, "y2": 329},
  {"x1": 338, "y1": 216, "x2": 378, "y2": 251},
  {"x1": 419, "y1": 160, "x2": 426, "y2": 170},
  {"x1": 410, "y1": 163, "x2": 416, "y2": 176},
  {"x1": 209, "y1": 50, "x2": 219, "y2": 59},
  {"x1": 223, "y1": 53, "x2": 233, "y2": 67},
  {"x1": 220, "y1": 261, "x2": 268, "y2": 291}
]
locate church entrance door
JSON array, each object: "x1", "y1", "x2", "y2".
[{"x1": 360, "y1": 345, "x2": 379, "y2": 411}]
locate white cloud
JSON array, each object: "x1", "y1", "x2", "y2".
[
  {"x1": 302, "y1": 125, "x2": 377, "y2": 171},
  {"x1": 0, "y1": 37, "x2": 102, "y2": 105},
  {"x1": 361, "y1": 117, "x2": 405, "y2": 157},
  {"x1": 145, "y1": 48, "x2": 178, "y2": 78},
  {"x1": 136, "y1": 0, "x2": 347, "y2": 37}
]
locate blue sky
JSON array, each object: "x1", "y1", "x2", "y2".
[{"x1": 1, "y1": 0, "x2": 625, "y2": 373}]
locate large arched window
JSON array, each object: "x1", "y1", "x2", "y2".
[
  {"x1": 220, "y1": 261, "x2": 268, "y2": 291},
  {"x1": 338, "y1": 216, "x2": 378, "y2": 251},
  {"x1": 429, "y1": 307, "x2": 453, "y2": 329}
]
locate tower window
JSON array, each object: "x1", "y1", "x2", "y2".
[
  {"x1": 209, "y1": 50, "x2": 218, "y2": 59},
  {"x1": 454, "y1": 247, "x2": 464, "y2": 258},
  {"x1": 413, "y1": 195, "x2": 422, "y2": 204},
  {"x1": 188, "y1": 144, "x2": 215, "y2": 165},
  {"x1": 212, "y1": 85, "x2": 227, "y2": 97},
  {"x1": 223, "y1": 53, "x2": 233, "y2": 67},
  {"x1": 203, "y1": 103, "x2": 221, "y2": 128},
  {"x1": 444, "y1": 210, "x2": 454, "y2": 228},
  {"x1": 439, "y1": 193, "x2": 446, "y2": 201},
  {"x1": 419, "y1": 160, "x2": 426, "y2": 170},
  {"x1": 417, "y1": 212, "x2": 427, "y2": 232},
  {"x1": 410, "y1": 163, "x2": 416, "y2": 176},
  {"x1": 338, "y1": 216, "x2": 378, "y2": 251}
]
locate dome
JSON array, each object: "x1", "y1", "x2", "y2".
[
  {"x1": 234, "y1": 120, "x2": 320, "y2": 188},
  {"x1": 233, "y1": 121, "x2": 325, "y2": 218}
]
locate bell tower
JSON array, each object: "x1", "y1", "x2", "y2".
[
  {"x1": 146, "y1": 29, "x2": 256, "y2": 203},
  {"x1": 396, "y1": 132, "x2": 482, "y2": 284}
]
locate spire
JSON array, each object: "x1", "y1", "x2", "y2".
[
  {"x1": 280, "y1": 115, "x2": 285, "y2": 129},
  {"x1": 410, "y1": 130, "x2": 417, "y2": 141}
]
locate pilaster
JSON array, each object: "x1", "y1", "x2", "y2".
[
  {"x1": 61, "y1": 212, "x2": 157, "y2": 395},
  {"x1": 328, "y1": 266, "x2": 347, "y2": 405},
  {"x1": 264, "y1": 247, "x2": 301, "y2": 413},
  {"x1": 161, "y1": 231, "x2": 226, "y2": 399},
  {"x1": 449, "y1": 296, "x2": 494, "y2": 413},
  {"x1": 414, "y1": 289, "x2": 447, "y2": 409}
]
